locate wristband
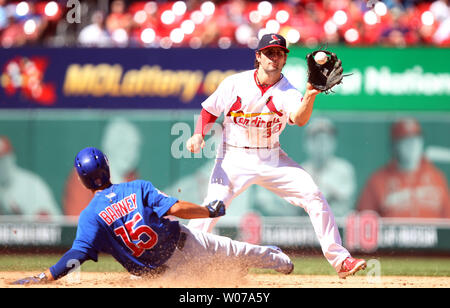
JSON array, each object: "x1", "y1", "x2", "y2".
[{"x1": 206, "y1": 200, "x2": 226, "y2": 218}]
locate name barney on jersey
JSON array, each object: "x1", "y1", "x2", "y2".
[{"x1": 99, "y1": 193, "x2": 137, "y2": 225}]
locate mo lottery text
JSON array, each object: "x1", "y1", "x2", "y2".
[{"x1": 63, "y1": 64, "x2": 239, "y2": 102}]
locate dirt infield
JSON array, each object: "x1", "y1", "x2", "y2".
[{"x1": 2, "y1": 272, "x2": 449, "y2": 288}]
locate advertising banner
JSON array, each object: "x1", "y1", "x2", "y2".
[
  {"x1": 0, "y1": 48, "x2": 253, "y2": 109},
  {"x1": 285, "y1": 47, "x2": 450, "y2": 111},
  {"x1": 1, "y1": 47, "x2": 449, "y2": 110}
]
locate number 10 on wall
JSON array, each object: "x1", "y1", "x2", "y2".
[{"x1": 345, "y1": 211, "x2": 379, "y2": 253}]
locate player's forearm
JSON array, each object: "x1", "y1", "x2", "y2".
[
  {"x1": 194, "y1": 108, "x2": 218, "y2": 137},
  {"x1": 49, "y1": 248, "x2": 89, "y2": 281},
  {"x1": 290, "y1": 89, "x2": 319, "y2": 126},
  {"x1": 12, "y1": 249, "x2": 88, "y2": 285},
  {"x1": 167, "y1": 200, "x2": 210, "y2": 219},
  {"x1": 290, "y1": 83, "x2": 321, "y2": 126},
  {"x1": 187, "y1": 109, "x2": 218, "y2": 153}
]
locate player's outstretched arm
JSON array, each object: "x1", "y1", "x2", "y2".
[
  {"x1": 289, "y1": 82, "x2": 321, "y2": 127},
  {"x1": 166, "y1": 200, "x2": 225, "y2": 219},
  {"x1": 10, "y1": 249, "x2": 89, "y2": 285}
]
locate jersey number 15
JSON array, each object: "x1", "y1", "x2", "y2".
[{"x1": 114, "y1": 213, "x2": 159, "y2": 257}]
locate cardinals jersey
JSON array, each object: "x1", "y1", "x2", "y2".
[
  {"x1": 202, "y1": 70, "x2": 302, "y2": 148},
  {"x1": 71, "y1": 180, "x2": 180, "y2": 274}
]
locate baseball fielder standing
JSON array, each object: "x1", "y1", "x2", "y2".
[{"x1": 186, "y1": 33, "x2": 366, "y2": 278}]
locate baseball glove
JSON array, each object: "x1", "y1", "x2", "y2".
[{"x1": 306, "y1": 50, "x2": 345, "y2": 94}]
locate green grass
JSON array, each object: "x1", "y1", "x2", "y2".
[
  {"x1": 258, "y1": 256, "x2": 450, "y2": 277},
  {"x1": 0, "y1": 254, "x2": 125, "y2": 273},
  {"x1": 1, "y1": 254, "x2": 450, "y2": 277}
]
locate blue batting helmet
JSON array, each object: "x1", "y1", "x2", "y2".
[{"x1": 74, "y1": 147, "x2": 111, "y2": 190}]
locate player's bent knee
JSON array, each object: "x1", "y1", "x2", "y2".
[{"x1": 301, "y1": 190, "x2": 330, "y2": 213}]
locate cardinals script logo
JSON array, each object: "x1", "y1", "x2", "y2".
[
  {"x1": 1, "y1": 56, "x2": 56, "y2": 105},
  {"x1": 226, "y1": 96, "x2": 283, "y2": 138}
]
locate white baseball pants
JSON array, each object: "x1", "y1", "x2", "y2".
[
  {"x1": 187, "y1": 145, "x2": 351, "y2": 270},
  {"x1": 163, "y1": 224, "x2": 293, "y2": 279}
]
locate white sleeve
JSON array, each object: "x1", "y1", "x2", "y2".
[
  {"x1": 283, "y1": 88, "x2": 303, "y2": 125},
  {"x1": 201, "y1": 76, "x2": 233, "y2": 117}
]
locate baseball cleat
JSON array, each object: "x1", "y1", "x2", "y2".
[{"x1": 338, "y1": 257, "x2": 367, "y2": 279}]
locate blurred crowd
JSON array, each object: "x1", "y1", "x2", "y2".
[{"x1": 0, "y1": 0, "x2": 449, "y2": 48}]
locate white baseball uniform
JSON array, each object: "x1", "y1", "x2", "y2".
[
  {"x1": 187, "y1": 69, "x2": 351, "y2": 270},
  {"x1": 164, "y1": 224, "x2": 293, "y2": 279}
]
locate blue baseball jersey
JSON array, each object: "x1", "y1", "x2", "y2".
[{"x1": 71, "y1": 180, "x2": 180, "y2": 274}]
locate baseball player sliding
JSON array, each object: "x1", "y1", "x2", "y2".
[
  {"x1": 11, "y1": 147, "x2": 293, "y2": 285},
  {"x1": 186, "y1": 33, "x2": 366, "y2": 278}
]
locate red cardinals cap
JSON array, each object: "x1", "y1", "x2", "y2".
[
  {"x1": 391, "y1": 118, "x2": 422, "y2": 140},
  {"x1": 256, "y1": 33, "x2": 290, "y2": 53},
  {"x1": 0, "y1": 136, "x2": 13, "y2": 157}
]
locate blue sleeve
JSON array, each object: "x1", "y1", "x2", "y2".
[
  {"x1": 71, "y1": 209, "x2": 103, "y2": 261},
  {"x1": 49, "y1": 249, "x2": 90, "y2": 280},
  {"x1": 141, "y1": 180, "x2": 178, "y2": 217}
]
